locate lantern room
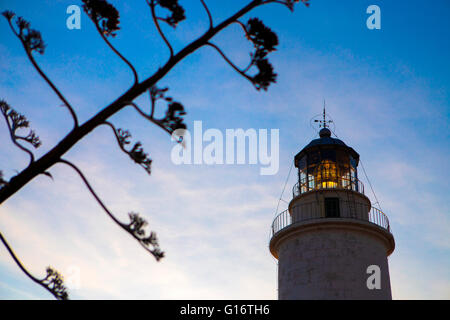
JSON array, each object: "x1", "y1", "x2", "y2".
[{"x1": 294, "y1": 127, "x2": 362, "y2": 196}]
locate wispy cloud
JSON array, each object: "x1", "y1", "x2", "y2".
[{"x1": 0, "y1": 1, "x2": 448, "y2": 300}]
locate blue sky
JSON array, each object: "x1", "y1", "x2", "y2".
[{"x1": 0, "y1": 0, "x2": 449, "y2": 299}]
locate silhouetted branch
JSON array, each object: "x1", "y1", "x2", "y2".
[
  {"x1": 262, "y1": 0, "x2": 310, "y2": 11},
  {"x1": 59, "y1": 159, "x2": 164, "y2": 260},
  {"x1": 0, "y1": 0, "x2": 310, "y2": 299},
  {"x1": 126, "y1": 101, "x2": 171, "y2": 136},
  {"x1": 231, "y1": 20, "x2": 254, "y2": 73},
  {"x1": 1, "y1": 0, "x2": 304, "y2": 206},
  {"x1": 58, "y1": 159, "x2": 122, "y2": 228},
  {"x1": 0, "y1": 100, "x2": 41, "y2": 166},
  {"x1": 0, "y1": 232, "x2": 69, "y2": 300},
  {"x1": 233, "y1": 20, "x2": 250, "y2": 38},
  {"x1": 231, "y1": 17, "x2": 280, "y2": 90},
  {"x1": 2, "y1": 11, "x2": 79, "y2": 129},
  {"x1": 0, "y1": 171, "x2": 8, "y2": 189},
  {"x1": 207, "y1": 17, "x2": 280, "y2": 90},
  {"x1": 200, "y1": 0, "x2": 213, "y2": 29},
  {"x1": 0, "y1": 0, "x2": 309, "y2": 205},
  {"x1": 82, "y1": 0, "x2": 120, "y2": 36},
  {"x1": 149, "y1": 86, "x2": 162, "y2": 118},
  {"x1": 103, "y1": 121, "x2": 152, "y2": 174},
  {"x1": 95, "y1": 24, "x2": 139, "y2": 85},
  {"x1": 81, "y1": 0, "x2": 139, "y2": 85},
  {"x1": 147, "y1": 0, "x2": 174, "y2": 58},
  {"x1": 150, "y1": 0, "x2": 186, "y2": 28},
  {"x1": 1, "y1": 113, "x2": 34, "y2": 165},
  {"x1": 205, "y1": 42, "x2": 253, "y2": 83},
  {"x1": 125, "y1": 87, "x2": 186, "y2": 136}
]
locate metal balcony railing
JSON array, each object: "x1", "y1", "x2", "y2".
[
  {"x1": 270, "y1": 202, "x2": 391, "y2": 239},
  {"x1": 293, "y1": 177, "x2": 365, "y2": 198}
]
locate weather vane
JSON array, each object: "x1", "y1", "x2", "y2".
[{"x1": 314, "y1": 100, "x2": 333, "y2": 129}]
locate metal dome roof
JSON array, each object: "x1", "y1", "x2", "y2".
[{"x1": 294, "y1": 128, "x2": 360, "y2": 164}]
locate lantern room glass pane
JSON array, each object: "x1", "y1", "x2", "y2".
[
  {"x1": 350, "y1": 167, "x2": 357, "y2": 191},
  {"x1": 298, "y1": 156, "x2": 308, "y2": 193},
  {"x1": 341, "y1": 166, "x2": 351, "y2": 189},
  {"x1": 299, "y1": 170, "x2": 307, "y2": 193},
  {"x1": 295, "y1": 148, "x2": 361, "y2": 196},
  {"x1": 315, "y1": 160, "x2": 339, "y2": 189},
  {"x1": 350, "y1": 155, "x2": 357, "y2": 168},
  {"x1": 308, "y1": 173, "x2": 315, "y2": 190}
]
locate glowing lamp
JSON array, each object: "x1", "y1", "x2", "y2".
[{"x1": 294, "y1": 127, "x2": 360, "y2": 195}]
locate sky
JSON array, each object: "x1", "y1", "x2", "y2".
[{"x1": 0, "y1": 0, "x2": 449, "y2": 299}]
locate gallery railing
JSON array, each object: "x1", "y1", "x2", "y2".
[
  {"x1": 270, "y1": 202, "x2": 391, "y2": 238},
  {"x1": 293, "y1": 177, "x2": 365, "y2": 198}
]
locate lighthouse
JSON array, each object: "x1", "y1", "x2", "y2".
[{"x1": 269, "y1": 110, "x2": 395, "y2": 300}]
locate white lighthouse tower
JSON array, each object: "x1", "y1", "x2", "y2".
[{"x1": 269, "y1": 111, "x2": 395, "y2": 300}]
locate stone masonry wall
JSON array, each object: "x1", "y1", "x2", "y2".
[{"x1": 277, "y1": 224, "x2": 392, "y2": 300}]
